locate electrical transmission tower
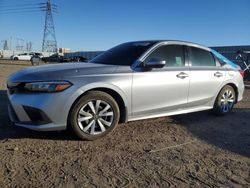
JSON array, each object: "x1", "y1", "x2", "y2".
[
  {"x1": 26, "y1": 42, "x2": 32, "y2": 51},
  {"x1": 16, "y1": 38, "x2": 24, "y2": 51},
  {"x1": 0, "y1": 1, "x2": 58, "y2": 52},
  {"x1": 42, "y1": 0, "x2": 57, "y2": 52},
  {"x1": 3, "y1": 40, "x2": 9, "y2": 50}
]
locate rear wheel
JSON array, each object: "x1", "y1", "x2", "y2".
[
  {"x1": 69, "y1": 91, "x2": 120, "y2": 140},
  {"x1": 13, "y1": 57, "x2": 18, "y2": 60},
  {"x1": 213, "y1": 85, "x2": 236, "y2": 115}
]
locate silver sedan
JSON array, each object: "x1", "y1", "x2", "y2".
[{"x1": 7, "y1": 40, "x2": 245, "y2": 140}]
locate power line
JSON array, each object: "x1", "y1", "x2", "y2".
[
  {"x1": 0, "y1": 10, "x2": 44, "y2": 14},
  {"x1": 0, "y1": 2, "x2": 57, "y2": 14},
  {"x1": 0, "y1": 4, "x2": 58, "y2": 10},
  {"x1": 0, "y1": 7, "x2": 45, "y2": 11},
  {"x1": 0, "y1": 3, "x2": 45, "y2": 8},
  {"x1": 0, "y1": 5, "x2": 57, "y2": 11},
  {"x1": 0, "y1": 8, "x2": 58, "y2": 14}
]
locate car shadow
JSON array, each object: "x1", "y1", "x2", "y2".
[
  {"x1": 0, "y1": 90, "x2": 78, "y2": 141},
  {"x1": 171, "y1": 109, "x2": 250, "y2": 157}
]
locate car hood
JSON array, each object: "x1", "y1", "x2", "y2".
[{"x1": 8, "y1": 63, "x2": 118, "y2": 83}]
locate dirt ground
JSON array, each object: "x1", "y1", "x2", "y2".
[{"x1": 0, "y1": 59, "x2": 249, "y2": 187}]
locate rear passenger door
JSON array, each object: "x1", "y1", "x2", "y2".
[{"x1": 187, "y1": 46, "x2": 226, "y2": 108}]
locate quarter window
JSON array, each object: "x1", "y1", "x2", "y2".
[
  {"x1": 189, "y1": 47, "x2": 215, "y2": 66},
  {"x1": 144, "y1": 45, "x2": 185, "y2": 67}
]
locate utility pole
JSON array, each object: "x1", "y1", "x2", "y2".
[{"x1": 42, "y1": 0, "x2": 57, "y2": 52}]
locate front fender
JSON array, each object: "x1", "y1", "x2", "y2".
[
  {"x1": 78, "y1": 82, "x2": 129, "y2": 107},
  {"x1": 63, "y1": 82, "x2": 130, "y2": 122}
]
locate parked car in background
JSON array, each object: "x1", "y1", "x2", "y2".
[
  {"x1": 11, "y1": 52, "x2": 44, "y2": 61},
  {"x1": 30, "y1": 52, "x2": 43, "y2": 59},
  {"x1": 70, "y1": 56, "x2": 88, "y2": 62},
  {"x1": 11, "y1": 53, "x2": 33, "y2": 61},
  {"x1": 41, "y1": 53, "x2": 87, "y2": 63},
  {"x1": 7, "y1": 40, "x2": 244, "y2": 140},
  {"x1": 41, "y1": 53, "x2": 68, "y2": 63}
]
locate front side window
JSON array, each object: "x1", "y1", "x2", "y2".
[
  {"x1": 189, "y1": 47, "x2": 215, "y2": 66},
  {"x1": 90, "y1": 42, "x2": 157, "y2": 66},
  {"x1": 144, "y1": 45, "x2": 185, "y2": 67}
]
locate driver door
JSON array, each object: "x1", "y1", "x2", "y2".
[{"x1": 132, "y1": 45, "x2": 190, "y2": 119}]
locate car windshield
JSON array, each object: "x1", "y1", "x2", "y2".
[{"x1": 90, "y1": 42, "x2": 157, "y2": 66}]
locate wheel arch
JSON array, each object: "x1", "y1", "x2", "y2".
[
  {"x1": 215, "y1": 82, "x2": 239, "y2": 105},
  {"x1": 88, "y1": 87, "x2": 127, "y2": 123},
  {"x1": 67, "y1": 85, "x2": 128, "y2": 128}
]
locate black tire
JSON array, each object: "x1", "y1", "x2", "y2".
[
  {"x1": 213, "y1": 85, "x2": 236, "y2": 115},
  {"x1": 69, "y1": 91, "x2": 120, "y2": 140},
  {"x1": 14, "y1": 57, "x2": 18, "y2": 61}
]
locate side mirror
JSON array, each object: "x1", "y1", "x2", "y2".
[{"x1": 145, "y1": 58, "x2": 166, "y2": 69}]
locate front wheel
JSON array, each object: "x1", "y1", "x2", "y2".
[
  {"x1": 213, "y1": 85, "x2": 236, "y2": 115},
  {"x1": 69, "y1": 91, "x2": 120, "y2": 140}
]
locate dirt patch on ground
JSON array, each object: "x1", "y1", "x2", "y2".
[{"x1": 0, "y1": 60, "x2": 249, "y2": 187}]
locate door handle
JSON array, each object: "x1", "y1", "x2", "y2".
[
  {"x1": 176, "y1": 72, "x2": 189, "y2": 79},
  {"x1": 214, "y1": 72, "x2": 223, "y2": 78}
]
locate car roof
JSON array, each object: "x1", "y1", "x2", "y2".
[
  {"x1": 129, "y1": 40, "x2": 211, "y2": 51},
  {"x1": 136, "y1": 40, "x2": 240, "y2": 70}
]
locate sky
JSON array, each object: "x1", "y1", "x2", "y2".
[{"x1": 0, "y1": 0, "x2": 250, "y2": 51}]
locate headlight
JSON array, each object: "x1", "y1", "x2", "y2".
[{"x1": 24, "y1": 81, "x2": 72, "y2": 93}]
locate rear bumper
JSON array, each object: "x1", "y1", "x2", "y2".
[{"x1": 238, "y1": 81, "x2": 245, "y2": 102}]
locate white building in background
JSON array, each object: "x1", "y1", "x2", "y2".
[{"x1": 58, "y1": 48, "x2": 71, "y2": 55}]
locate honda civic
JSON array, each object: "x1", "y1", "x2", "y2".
[{"x1": 7, "y1": 40, "x2": 245, "y2": 140}]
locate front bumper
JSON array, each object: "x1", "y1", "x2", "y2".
[
  {"x1": 8, "y1": 104, "x2": 65, "y2": 131},
  {"x1": 7, "y1": 88, "x2": 76, "y2": 131}
]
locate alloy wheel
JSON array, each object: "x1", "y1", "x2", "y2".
[
  {"x1": 220, "y1": 89, "x2": 235, "y2": 113},
  {"x1": 77, "y1": 100, "x2": 114, "y2": 135}
]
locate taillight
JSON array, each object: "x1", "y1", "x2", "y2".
[{"x1": 239, "y1": 70, "x2": 244, "y2": 78}]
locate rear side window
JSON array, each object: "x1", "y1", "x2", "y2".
[
  {"x1": 189, "y1": 47, "x2": 215, "y2": 66},
  {"x1": 145, "y1": 45, "x2": 185, "y2": 67}
]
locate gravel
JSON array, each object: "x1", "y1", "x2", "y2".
[{"x1": 0, "y1": 60, "x2": 249, "y2": 187}]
